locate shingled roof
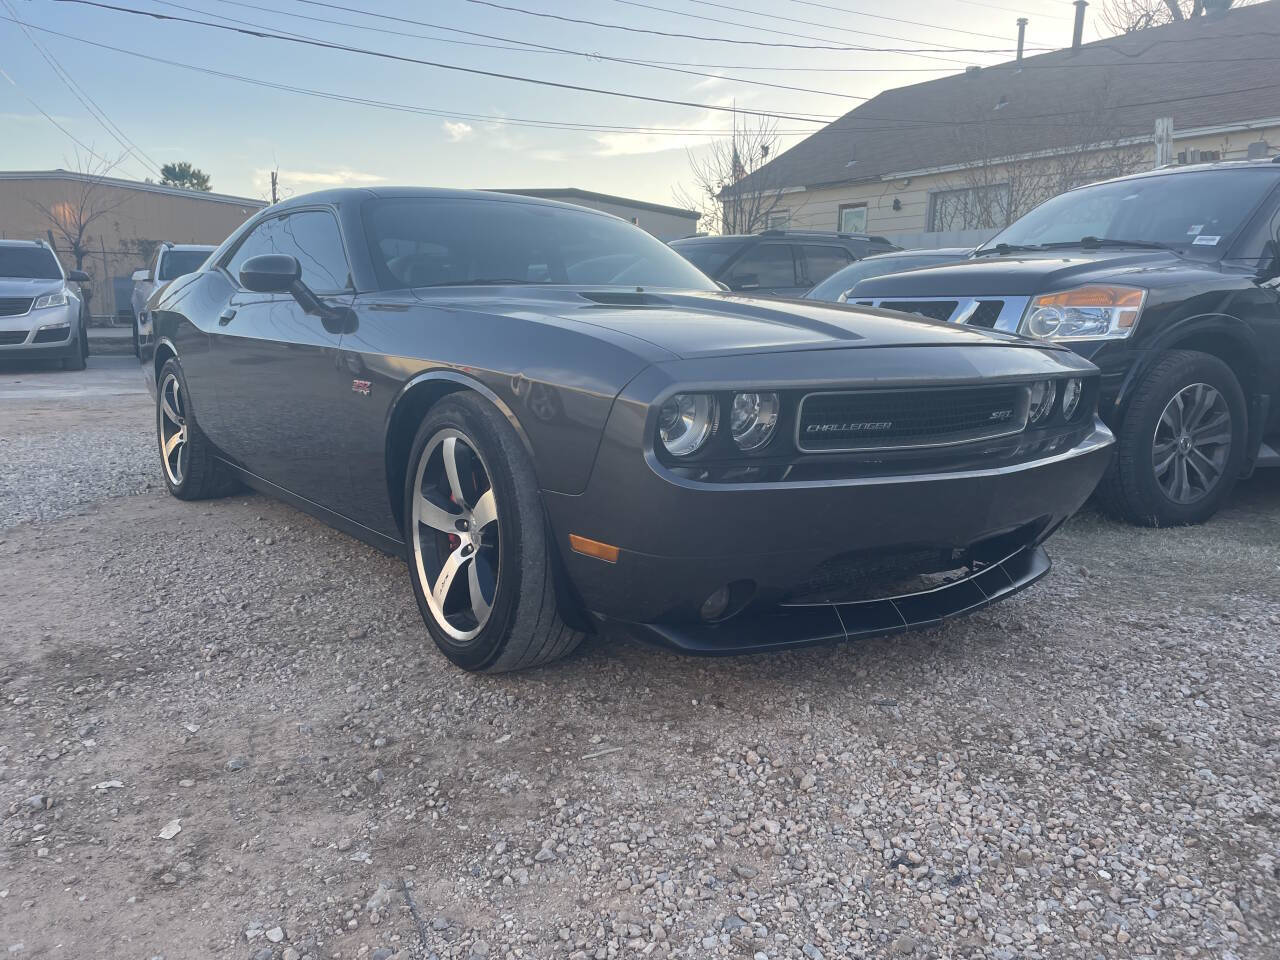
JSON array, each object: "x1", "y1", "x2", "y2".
[{"x1": 725, "y1": 2, "x2": 1280, "y2": 196}]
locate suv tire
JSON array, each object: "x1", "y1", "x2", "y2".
[{"x1": 1097, "y1": 349, "x2": 1246, "y2": 526}]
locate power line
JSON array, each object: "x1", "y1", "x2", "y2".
[
  {"x1": 1, "y1": 0, "x2": 161, "y2": 178},
  {"x1": 462, "y1": 0, "x2": 1033, "y2": 56},
  {"x1": 0, "y1": 63, "x2": 117, "y2": 165},
  {"x1": 13, "y1": 12, "x2": 1280, "y2": 143},
  {"x1": 195, "y1": 0, "x2": 872, "y2": 101},
  {"x1": 679, "y1": 0, "x2": 1023, "y2": 44},
  {"x1": 784, "y1": 0, "x2": 1043, "y2": 35},
  {"x1": 47, "y1": 0, "x2": 843, "y2": 122}
]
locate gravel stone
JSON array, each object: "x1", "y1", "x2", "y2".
[{"x1": 2, "y1": 358, "x2": 1279, "y2": 959}]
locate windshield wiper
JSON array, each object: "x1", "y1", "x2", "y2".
[
  {"x1": 972, "y1": 242, "x2": 1045, "y2": 257},
  {"x1": 1049, "y1": 236, "x2": 1178, "y2": 252}
]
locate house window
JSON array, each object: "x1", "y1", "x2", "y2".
[
  {"x1": 766, "y1": 209, "x2": 790, "y2": 230},
  {"x1": 838, "y1": 203, "x2": 867, "y2": 234},
  {"x1": 927, "y1": 184, "x2": 1010, "y2": 232}
]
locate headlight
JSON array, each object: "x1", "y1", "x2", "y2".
[
  {"x1": 1028, "y1": 380, "x2": 1056, "y2": 424},
  {"x1": 33, "y1": 291, "x2": 70, "y2": 309},
  {"x1": 1061, "y1": 378, "x2": 1084, "y2": 420},
  {"x1": 729, "y1": 392, "x2": 779, "y2": 451},
  {"x1": 658, "y1": 393, "x2": 718, "y2": 457},
  {"x1": 1022, "y1": 285, "x2": 1145, "y2": 341}
]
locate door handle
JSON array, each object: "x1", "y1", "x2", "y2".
[{"x1": 218, "y1": 308, "x2": 236, "y2": 326}]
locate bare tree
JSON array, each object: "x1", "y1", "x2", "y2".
[
  {"x1": 1100, "y1": 0, "x2": 1245, "y2": 33},
  {"x1": 29, "y1": 150, "x2": 130, "y2": 273},
  {"x1": 929, "y1": 89, "x2": 1148, "y2": 234},
  {"x1": 673, "y1": 116, "x2": 786, "y2": 236}
]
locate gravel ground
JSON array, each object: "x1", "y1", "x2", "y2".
[{"x1": 3, "y1": 361, "x2": 1279, "y2": 960}]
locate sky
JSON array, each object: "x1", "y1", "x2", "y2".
[{"x1": 0, "y1": 0, "x2": 1092, "y2": 208}]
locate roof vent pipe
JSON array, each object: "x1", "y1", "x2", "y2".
[
  {"x1": 1016, "y1": 18, "x2": 1027, "y2": 62},
  {"x1": 1071, "y1": 1, "x2": 1087, "y2": 51}
]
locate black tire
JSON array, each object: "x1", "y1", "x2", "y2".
[
  {"x1": 156, "y1": 358, "x2": 239, "y2": 501},
  {"x1": 62, "y1": 323, "x2": 87, "y2": 371},
  {"x1": 403, "y1": 393, "x2": 586, "y2": 673},
  {"x1": 1096, "y1": 349, "x2": 1246, "y2": 526}
]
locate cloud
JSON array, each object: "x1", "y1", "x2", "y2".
[
  {"x1": 442, "y1": 121, "x2": 474, "y2": 142},
  {"x1": 252, "y1": 167, "x2": 386, "y2": 192},
  {"x1": 591, "y1": 108, "x2": 728, "y2": 158}
]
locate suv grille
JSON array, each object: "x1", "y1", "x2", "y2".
[
  {"x1": 797, "y1": 384, "x2": 1028, "y2": 452},
  {"x1": 879, "y1": 300, "x2": 957, "y2": 322},
  {"x1": 0, "y1": 297, "x2": 34, "y2": 317},
  {"x1": 0, "y1": 330, "x2": 28, "y2": 345},
  {"x1": 966, "y1": 300, "x2": 1004, "y2": 328}
]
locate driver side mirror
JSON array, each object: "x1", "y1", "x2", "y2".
[
  {"x1": 239, "y1": 253, "x2": 301, "y2": 293},
  {"x1": 67, "y1": 269, "x2": 90, "y2": 283},
  {"x1": 131, "y1": 268, "x2": 151, "y2": 283},
  {"x1": 1259, "y1": 239, "x2": 1280, "y2": 283},
  {"x1": 239, "y1": 253, "x2": 350, "y2": 329}
]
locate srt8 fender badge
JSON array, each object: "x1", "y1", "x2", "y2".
[{"x1": 352, "y1": 379, "x2": 372, "y2": 396}]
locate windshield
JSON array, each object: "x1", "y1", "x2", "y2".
[
  {"x1": 159, "y1": 249, "x2": 211, "y2": 280},
  {"x1": 981, "y1": 170, "x2": 1279, "y2": 256},
  {"x1": 0, "y1": 247, "x2": 62, "y2": 280},
  {"x1": 806, "y1": 252, "x2": 961, "y2": 301},
  {"x1": 668, "y1": 239, "x2": 741, "y2": 277},
  {"x1": 363, "y1": 198, "x2": 718, "y2": 291}
]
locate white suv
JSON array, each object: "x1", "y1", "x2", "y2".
[
  {"x1": 131, "y1": 243, "x2": 214, "y2": 356},
  {"x1": 0, "y1": 239, "x2": 90, "y2": 370}
]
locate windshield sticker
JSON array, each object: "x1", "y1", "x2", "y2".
[
  {"x1": 1192, "y1": 235, "x2": 1221, "y2": 246},
  {"x1": 1187, "y1": 224, "x2": 1204, "y2": 235}
]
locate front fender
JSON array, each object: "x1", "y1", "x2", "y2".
[{"x1": 1114, "y1": 312, "x2": 1266, "y2": 410}]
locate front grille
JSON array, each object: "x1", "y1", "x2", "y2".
[
  {"x1": 880, "y1": 300, "x2": 957, "y2": 322},
  {"x1": 32, "y1": 325, "x2": 71, "y2": 343},
  {"x1": 0, "y1": 297, "x2": 34, "y2": 317},
  {"x1": 966, "y1": 300, "x2": 1004, "y2": 328},
  {"x1": 797, "y1": 384, "x2": 1028, "y2": 452},
  {"x1": 0, "y1": 330, "x2": 28, "y2": 345}
]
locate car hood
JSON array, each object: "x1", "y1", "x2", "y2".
[
  {"x1": 0, "y1": 278, "x2": 63, "y2": 298},
  {"x1": 412, "y1": 286, "x2": 1044, "y2": 360},
  {"x1": 852, "y1": 249, "x2": 1191, "y2": 298}
]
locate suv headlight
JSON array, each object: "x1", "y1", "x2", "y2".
[
  {"x1": 33, "y1": 291, "x2": 70, "y2": 309},
  {"x1": 1021, "y1": 285, "x2": 1145, "y2": 341},
  {"x1": 658, "y1": 393, "x2": 718, "y2": 457}
]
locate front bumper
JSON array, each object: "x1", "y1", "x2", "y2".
[
  {"x1": 545, "y1": 421, "x2": 1112, "y2": 650},
  {"x1": 0, "y1": 303, "x2": 79, "y2": 360},
  {"x1": 627, "y1": 543, "x2": 1050, "y2": 654}
]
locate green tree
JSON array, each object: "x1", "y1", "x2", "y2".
[{"x1": 160, "y1": 161, "x2": 212, "y2": 192}]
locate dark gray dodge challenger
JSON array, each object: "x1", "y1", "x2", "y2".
[{"x1": 140, "y1": 188, "x2": 1113, "y2": 672}]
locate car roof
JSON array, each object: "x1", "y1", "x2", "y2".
[
  {"x1": 265, "y1": 185, "x2": 626, "y2": 220},
  {"x1": 1073, "y1": 158, "x2": 1280, "y2": 192},
  {"x1": 0, "y1": 239, "x2": 49, "y2": 248},
  {"x1": 164, "y1": 243, "x2": 216, "y2": 252}
]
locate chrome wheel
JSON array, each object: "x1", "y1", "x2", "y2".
[
  {"x1": 411, "y1": 429, "x2": 500, "y2": 642},
  {"x1": 1152, "y1": 382, "x2": 1231, "y2": 505},
  {"x1": 158, "y1": 372, "x2": 189, "y2": 486}
]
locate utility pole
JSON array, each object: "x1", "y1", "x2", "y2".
[{"x1": 1154, "y1": 117, "x2": 1174, "y2": 168}]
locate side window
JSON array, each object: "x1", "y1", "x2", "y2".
[
  {"x1": 726, "y1": 244, "x2": 796, "y2": 290},
  {"x1": 149, "y1": 248, "x2": 163, "y2": 280},
  {"x1": 799, "y1": 245, "x2": 852, "y2": 285},
  {"x1": 225, "y1": 211, "x2": 352, "y2": 293}
]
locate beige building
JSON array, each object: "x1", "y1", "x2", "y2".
[
  {"x1": 0, "y1": 171, "x2": 264, "y2": 319},
  {"x1": 725, "y1": 3, "x2": 1280, "y2": 248}
]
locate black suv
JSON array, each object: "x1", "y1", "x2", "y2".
[
  {"x1": 670, "y1": 229, "x2": 899, "y2": 297},
  {"x1": 851, "y1": 160, "x2": 1280, "y2": 527}
]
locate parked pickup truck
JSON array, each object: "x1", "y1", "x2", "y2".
[{"x1": 850, "y1": 160, "x2": 1280, "y2": 527}]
